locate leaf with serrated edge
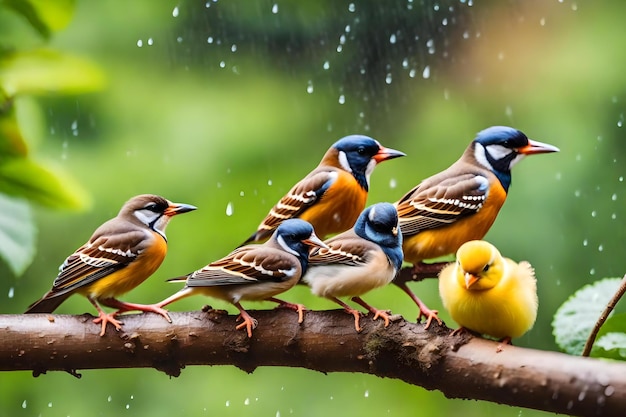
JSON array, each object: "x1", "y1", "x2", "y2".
[{"x1": 552, "y1": 277, "x2": 622, "y2": 355}]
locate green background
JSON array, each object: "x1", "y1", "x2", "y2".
[{"x1": 2, "y1": 0, "x2": 626, "y2": 415}]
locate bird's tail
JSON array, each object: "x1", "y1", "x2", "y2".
[{"x1": 24, "y1": 292, "x2": 72, "y2": 314}]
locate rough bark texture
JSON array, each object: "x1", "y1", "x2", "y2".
[{"x1": 1, "y1": 309, "x2": 624, "y2": 417}]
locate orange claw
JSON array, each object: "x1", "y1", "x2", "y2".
[
  {"x1": 234, "y1": 304, "x2": 258, "y2": 338},
  {"x1": 351, "y1": 296, "x2": 392, "y2": 328},
  {"x1": 92, "y1": 312, "x2": 123, "y2": 336},
  {"x1": 268, "y1": 297, "x2": 307, "y2": 323}
]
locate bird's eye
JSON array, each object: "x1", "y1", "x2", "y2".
[
  {"x1": 144, "y1": 203, "x2": 159, "y2": 212},
  {"x1": 357, "y1": 146, "x2": 365, "y2": 155},
  {"x1": 483, "y1": 264, "x2": 490, "y2": 272}
]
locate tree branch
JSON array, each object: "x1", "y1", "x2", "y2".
[{"x1": 1, "y1": 310, "x2": 623, "y2": 417}]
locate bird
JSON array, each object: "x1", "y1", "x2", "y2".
[
  {"x1": 438, "y1": 240, "x2": 538, "y2": 345},
  {"x1": 302, "y1": 202, "x2": 403, "y2": 332},
  {"x1": 394, "y1": 126, "x2": 557, "y2": 327},
  {"x1": 242, "y1": 135, "x2": 405, "y2": 245},
  {"x1": 151, "y1": 219, "x2": 327, "y2": 338},
  {"x1": 25, "y1": 194, "x2": 197, "y2": 336}
]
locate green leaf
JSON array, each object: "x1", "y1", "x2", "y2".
[
  {"x1": 552, "y1": 277, "x2": 622, "y2": 355},
  {"x1": 0, "y1": 193, "x2": 35, "y2": 276},
  {"x1": 0, "y1": 157, "x2": 89, "y2": 210},
  {"x1": 0, "y1": 49, "x2": 105, "y2": 97},
  {"x1": 0, "y1": 98, "x2": 29, "y2": 157},
  {"x1": 4, "y1": 0, "x2": 75, "y2": 39}
]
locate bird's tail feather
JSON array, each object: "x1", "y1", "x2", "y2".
[{"x1": 24, "y1": 292, "x2": 72, "y2": 314}]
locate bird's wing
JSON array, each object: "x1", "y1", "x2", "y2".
[
  {"x1": 244, "y1": 168, "x2": 337, "y2": 243},
  {"x1": 309, "y1": 233, "x2": 372, "y2": 267},
  {"x1": 185, "y1": 246, "x2": 299, "y2": 287},
  {"x1": 48, "y1": 230, "x2": 149, "y2": 297},
  {"x1": 395, "y1": 172, "x2": 489, "y2": 235}
]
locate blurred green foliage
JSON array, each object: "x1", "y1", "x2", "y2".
[
  {"x1": 2, "y1": 0, "x2": 626, "y2": 416},
  {"x1": 0, "y1": 0, "x2": 100, "y2": 275}
]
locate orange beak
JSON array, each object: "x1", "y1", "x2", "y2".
[
  {"x1": 373, "y1": 146, "x2": 406, "y2": 163},
  {"x1": 164, "y1": 202, "x2": 197, "y2": 216},
  {"x1": 464, "y1": 272, "x2": 479, "y2": 289},
  {"x1": 303, "y1": 232, "x2": 329, "y2": 250},
  {"x1": 518, "y1": 139, "x2": 560, "y2": 155}
]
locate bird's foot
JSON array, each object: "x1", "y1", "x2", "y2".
[
  {"x1": 235, "y1": 311, "x2": 258, "y2": 338},
  {"x1": 351, "y1": 296, "x2": 391, "y2": 328},
  {"x1": 418, "y1": 306, "x2": 442, "y2": 330},
  {"x1": 92, "y1": 312, "x2": 123, "y2": 336},
  {"x1": 268, "y1": 297, "x2": 307, "y2": 323},
  {"x1": 496, "y1": 336, "x2": 513, "y2": 352},
  {"x1": 99, "y1": 299, "x2": 172, "y2": 323},
  {"x1": 345, "y1": 308, "x2": 364, "y2": 332}
]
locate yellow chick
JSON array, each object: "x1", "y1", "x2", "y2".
[{"x1": 438, "y1": 240, "x2": 538, "y2": 342}]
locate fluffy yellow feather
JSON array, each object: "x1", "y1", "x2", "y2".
[{"x1": 438, "y1": 240, "x2": 538, "y2": 340}]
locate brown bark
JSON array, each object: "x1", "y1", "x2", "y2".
[{"x1": 1, "y1": 309, "x2": 624, "y2": 417}]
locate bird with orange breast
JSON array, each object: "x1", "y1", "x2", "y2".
[
  {"x1": 438, "y1": 240, "x2": 538, "y2": 345},
  {"x1": 243, "y1": 135, "x2": 405, "y2": 244},
  {"x1": 394, "y1": 126, "x2": 558, "y2": 327},
  {"x1": 25, "y1": 194, "x2": 196, "y2": 336}
]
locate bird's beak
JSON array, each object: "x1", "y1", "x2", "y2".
[
  {"x1": 373, "y1": 146, "x2": 406, "y2": 163},
  {"x1": 164, "y1": 202, "x2": 197, "y2": 216},
  {"x1": 464, "y1": 272, "x2": 479, "y2": 289},
  {"x1": 303, "y1": 232, "x2": 329, "y2": 250},
  {"x1": 518, "y1": 139, "x2": 560, "y2": 155}
]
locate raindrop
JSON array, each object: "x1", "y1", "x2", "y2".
[
  {"x1": 21, "y1": 401, "x2": 27, "y2": 409},
  {"x1": 611, "y1": 193, "x2": 617, "y2": 201},
  {"x1": 48, "y1": 402, "x2": 52, "y2": 408},
  {"x1": 268, "y1": 179, "x2": 273, "y2": 186},
  {"x1": 348, "y1": 3, "x2": 355, "y2": 12},
  {"x1": 539, "y1": 17, "x2": 546, "y2": 26},
  {"x1": 385, "y1": 73, "x2": 392, "y2": 84},
  {"x1": 207, "y1": 36, "x2": 214, "y2": 43},
  {"x1": 306, "y1": 81, "x2": 314, "y2": 94},
  {"x1": 612, "y1": 213, "x2": 617, "y2": 220},
  {"x1": 598, "y1": 245, "x2": 603, "y2": 252},
  {"x1": 574, "y1": 190, "x2": 581, "y2": 197},
  {"x1": 219, "y1": 61, "x2": 226, "y2": 68},
  {"x1": 591, "y1": 210, "x2": 597, "y2": 217},
  {"x1": 231, "y1": 44, "x2": 237, "y2": 52},
  {"x1": 137, "y1": 39, "x2": 143, "y2": 47},
  {"x1": 338, "y1": 94, "x2": 346, "y2": 104},
  {"x1": 605, "y1": 386, "x2": 615, "y2": 396},
  {"x1": 339, "y1": 34, "x2": 346, "y2": 45},
  {"x1": 618, "y1": 120, "x2": 623, "y2": 128},
  {"x1": 571, "y1": 3, "x2": 578, "y2": 11},
  {"x1": 323, "y1": 61, "x2": 330, "y2": 70},
  {"x1": 409, "y1": 69, "x2": 416, "y2": 78},
  {"x1": 364, "y1": 390, "x2": 369, "y2": 398},
  {"x1": 271, "y1": 4, "x2": 278, "y2": 14},
  {"x1": 462, "y1": 31, "x2": 470, "y2": 39},
  {"x1": 426, "y1": 38, "x2": 435, "y2": 54},
  {"x1": 620, "y1": 176, "x2": 624, "y2": 182},
  {"x1": 590, "y1": 268, "x2": 595, "y2": 275},
  {"x1": 345, "y1": 25, "x2": 351, "y2": 33},
  {"x1": 389, "y1": 34, "x2": 397, "y2": 44},
  {"x1": 336, "y1": 45, "x2": 343, "y2": 53},
  {"x1": 172, "y1": 6, "x2": 179, "y2": 17},
  {"x1": 276, "y1": 411, "x2": 281, "y2": 417},
  {"x1": 422, "y1": 66, "x2": 430, "y2": 79},
  {"x1": 239, "y1": 191, "x2": 245, "y2": 197},
  {"x1": 225, "y1": 401, "x2": 230, "y2": 407},
  {"x1": 126, "y1": 404, "x2": 130, "y2": 410},
  {"x1": 176, "y1": 36, "x2": 183, "y2": 43},
  {"x1": 244, "y1": 398, "x2": 250, "y2": 406},
  {"x1": 402, "y1": 58, "x2": 409, "y2": 69},
  {"x1": 226, "y1": 202, "x2": 233, "y2": 216},
  {"x1": 582, "y1": 239, "x2": 588, "y2": 246},
  {"x1": 147, "y1": 38, "x2": 154, "y2": 46},
  {"x1": 8, "y1": 287, "x2": 14, "y2": 298},
  {"x1": 442, "y1": 17, "x2": 448, "y2": 26},
  {"x1": 205, "y1": 1, "x2": 211, "y2": 7},
  {"x1": 108, "y1": 396, "x2": 112, "y2": 402}
]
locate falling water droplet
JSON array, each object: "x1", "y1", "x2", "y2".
[
  {"x1": 364, "y1": 390, "x2": 369, "y2": 398},
  {"x1": 338, "y1": 94, "x2": 345, "y2": 104},
  {"x1": 8, "y1": 287, "x2": 14, "y2": 298},
  {"x1": 385, "y1": 73, "x2": 392, "y2": 84},
  {"x1": 226, "y1": 202, "x2": 233, "y2": 216},
  {"x1": 267, "y1": 179, "x2": 273, "y2": 186},
  {"x1": 172, "y1": 6, "x2": 179, "y2": 17},
  {"x1": 22, "y1": 401, "x2": 27, "y2": 409},
  {"x1": 108, "y1": 396, "x2": 112, "y2": 402},
  {"x1": 271, "y1": 4, "x2": 278, "y2": 14},
  {"x1": 348, "y1": 3, "x2": 355, "y2": 12},
  {"x1": 422, "y1": 66, "x2": 431, "y2": 79},
  {"x1": 598, "y1": 245, "x2": 603, "y2": 252},
  {"x1": 323, "y1": 61, "x2": 330, "y2": 70},
  {"x1": 402, "y1": 58, "x2": 409, "y2": 68},
  {"x1": 137, "y1": 39, "x2": 143, "y2": 47},
  {"x1": 48, "y1": 402, "x2": 52, "y2": 408},
  {"x1": 409, "y1": 69, "x2": 416, "y2": 78},
  {"x1": 389, "y1": 34, "x2": 397, "y2": 44},
  {"x1": 582, "y1": 239, "x2": 588, "y2": 246},
  {"x1": 231, "y1": 44, "x2": 237, "y2": 52},
  {"x1": 225, "y1": 401, "x2": 230, "y2": 407},
  {"x1": 611, "y1": 193, "x2": 617, "y2": 201},
  {"x1": 244, "y1": 398, "x2": 250, "y2": 406}
]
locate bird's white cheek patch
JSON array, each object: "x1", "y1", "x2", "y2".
[{"x1": 338, "y1": 151, "x2": 352, "y2": 172}]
